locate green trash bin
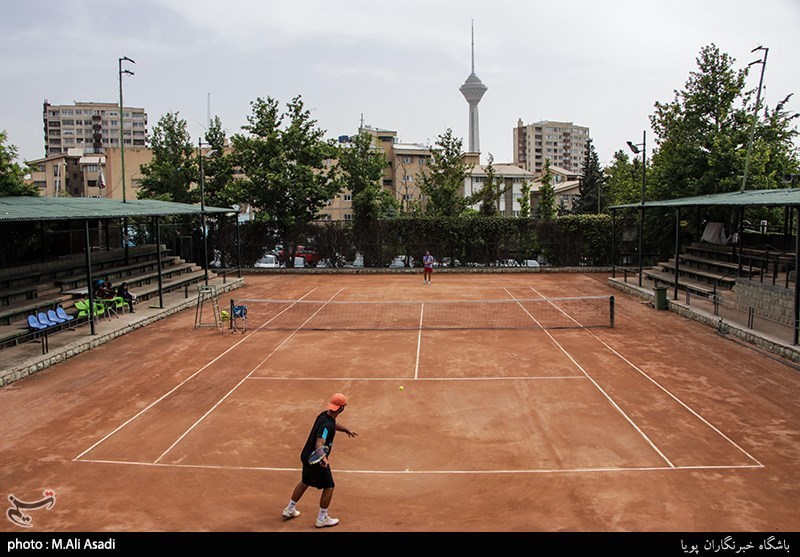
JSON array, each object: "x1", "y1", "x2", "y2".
[{"x1": 653, "y1": 286, "x2": 668, "y2": 310}]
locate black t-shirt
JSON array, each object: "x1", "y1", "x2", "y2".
[{"x1": 300, "y1": 411, "x2": 336, "y2": 463}]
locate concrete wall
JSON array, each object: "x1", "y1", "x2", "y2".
[{"x1": 735, "y1": 278, "x2": 794, "y2": 326}]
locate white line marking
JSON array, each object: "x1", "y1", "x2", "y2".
[
  {"x1": 76, "y1": 458, "x2": 764, "y2": 474},
  {"x1": 529, "y1": 286, "x2": 763, "y2": 467},
  {"x1": 152, "y1": 288, "x2": 345, "y2": 464},
  {"x1": 414, "y1": 303, "x2": 424, "y2": 380},
  {"x1": 504, "y1": 287, "x2": 675, "y2": 468},
  {"x1": 247, "y1": 375, "x2": 586, "y2": 381},
  {"x1": 73, "y1": 287, "x2": 321, "y2": 462}
]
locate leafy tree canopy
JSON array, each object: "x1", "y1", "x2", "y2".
[{"x1": 0, "y1": 131, "x2": 37, "y2": 197}]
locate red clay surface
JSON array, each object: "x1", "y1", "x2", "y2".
[{"x1": 1, "y1": 272, "x2": 799, "y2": 534}]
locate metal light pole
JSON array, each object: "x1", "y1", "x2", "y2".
[
  {"x1": 118, "y1": 57, "x2": 135, "y2": 203},
  {"x1": 198, "y1": 138, "x2": 209, "y2": 285},
  {"x1": 741, "y1": 45, "x2": 768, "y2": 192},
  {"x1": 627, "y1": 131, "x2": 646, "y2": 287}
]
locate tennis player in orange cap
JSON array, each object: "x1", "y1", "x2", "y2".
[{"x1": 282, "y1": 392, "x2": 358, "y2": 528}]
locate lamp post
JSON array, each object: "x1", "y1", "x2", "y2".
[
  {"x1": 741, "y1": 45, "x2": 768, "y2": 192},
  {"x1": 118, "y1": 57, "x2": 135, "y2": 203},
  {"x1": 627, "y1": 130, "x2": 646, "y2": 287},
  {"x1": 198, "y1": 138, "x2": 210, "y2": 285}
]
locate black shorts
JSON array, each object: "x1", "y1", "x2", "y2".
[{"x1": 301, "y1": 461, "x2": 335, "y2": 489}]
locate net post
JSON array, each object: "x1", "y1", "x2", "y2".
[
  {"x1": 609, "y1": 296, "x2": 615, "y2": 328},
  {"x1": 230, "y1": 299, "x2": 234, "y2": 332}
]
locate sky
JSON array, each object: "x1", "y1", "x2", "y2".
[{"x1": 1, "y1": 0, "x2": 799, "y2": 169}]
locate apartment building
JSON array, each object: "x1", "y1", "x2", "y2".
[
  {"x1": 462, "y1": 153, "x2": 538, "y2": 216},
  {"x1": 42, "y1": 100, "x2": 148, "y2": 157},
  {"x1": 321, "y1": 125, "x2": 431, "y2": 220},
  {"x1": 513, "y1": 119, "x2": 589, "y2": 175},
  {"x1": 27, "y1": 147, "x2": 152, "y2": 199}
]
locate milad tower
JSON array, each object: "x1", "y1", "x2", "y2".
[{"x1": 459, "y1": 21, "x2": 488, "y2": 154}]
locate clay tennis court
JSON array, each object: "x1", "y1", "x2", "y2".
[{"x1": 1, "y1": 271, "x2": 798, "y2": 535}]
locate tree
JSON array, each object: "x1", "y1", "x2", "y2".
[
  {"x1": 536, "y1": 158, "x2": 555, "y2": 219},
  {"x1": 575, "y1": 139, "x2": 605, "y2": 214},
  {"x1": 518, "y1": 180, "x2": 531, "y2": 218},
  {"x1": 138, "y1": 112, "x2": 196, "y2": 203},
  {"x1": 603, "y1": 150, "x2": 641, "y2": 207},
  {"x1": 337, "y1": 131, "x2": 395, "y2": 224},
  {"x1": 232, "y1": 96, "x2": 341, "y2": 265},
  {"x1": 0, "y1": 131, "x2": 37, "y2": 197},
  {"x1": 336, "y1": 131, "x2": 396, "y2": 264},
  {"x1": 649, "y1": 43, "x2": 799, "y2": 203},
  {"x1": 418, "y1": 129, "x2": 472, "y2": 216},
  {"x1": 200, "y1": 115, "x2": 237, "y2": 209},
  {"x1": 466, "y1": 153, "x2": 511, "y2": 216}
]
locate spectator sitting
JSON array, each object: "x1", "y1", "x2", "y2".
[
  {"x1": 94, "y1": 279, "x2": 115, "y2": 299},
  {"x1": 116, "y1": 282, "x2": 137, "y2": 313}
]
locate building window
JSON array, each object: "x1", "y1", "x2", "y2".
[
  {"x1": 344, "y1": 213, "x2": 353, "y2": 221},
  {"x1": 403, "y1": 175, "x2": 413, "y2": 183},
  {"x1": 343, "y1": 194, "x2": 352, "y2": 201},
  {"x1": 403, "y1": 155, "x2": 412, "y2": 164}
]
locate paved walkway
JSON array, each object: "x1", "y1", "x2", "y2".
[{"x1": 0, "y1": 275, "x2": 245, "y2": 386}]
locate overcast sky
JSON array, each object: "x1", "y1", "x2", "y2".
[{"x1": 2, "y1": 0, "x2": 798, "y2": 169}]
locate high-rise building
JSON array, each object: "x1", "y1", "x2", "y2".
[
  {"x1": 513, "y1": 119, "x2": 589, "y2": 175},
  {"x1": 459, "y1": 22, "x2": 487, "y2": 155},
  {"x1": 42, "y1": 100, "x2": 147, "y2": 157}
]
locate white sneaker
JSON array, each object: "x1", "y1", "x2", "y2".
[
  {"x1": 282, "y1": 507, "x2": 300, "y2": 519},
  {"x1": 315, "y1": 515, "x2": 339, "y2": 528}
]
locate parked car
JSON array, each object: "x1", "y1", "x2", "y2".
[
  {"x1": 277, "y1": 245, "x2": 320, "y2": 267},
  {"x1": 254, "y1": 254, "x2": 281, "y2": 268},
  {"x1": 436, "y1": 257, "x2": 460, "y2": 268},
  {"x1": 521, "y1": 259, "x2": 541, "y2": 267},
  {"x1": 388, "y1": 255, "x2": 414, "y2": 268}
]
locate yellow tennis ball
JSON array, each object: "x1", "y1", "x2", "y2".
[{"x1": 399, "y1": 385, "x2": 404, "y2": 391}]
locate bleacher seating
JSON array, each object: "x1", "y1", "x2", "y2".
[{"x1": 0, "y1": 244, "x2": 212, "y2": 350}]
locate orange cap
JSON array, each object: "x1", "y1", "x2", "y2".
[{"x1": 328, "y1": 393, "x2": 347, "y2": 411}]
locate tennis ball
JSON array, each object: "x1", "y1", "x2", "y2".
[{"x1": 399, "y1": 385, "x2": 404, "y2": 391}]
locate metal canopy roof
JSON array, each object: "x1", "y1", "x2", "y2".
[
  {"x1": 0, "y1": 197, "x2": 236, "y2": 222},
  {"x1": 609, "y1": 188, "x2": 800, "y2": 210}
]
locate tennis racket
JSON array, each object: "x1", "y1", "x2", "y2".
[{"x1": 307, "y1": 445, "x2": 329, "y2": 465}]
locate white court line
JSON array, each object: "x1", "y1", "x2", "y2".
[
  {"x1": 247, "y1": 375, "x2": 586, "y2": 381},
  {"x1": 504, "y1": 288, "x2": 675, "y2": 468},
  {"x1": 529, "y1": 286, "x2": 763, "y2": 467},
  {"x1": 152, "y1": 288, "x2": 345, "y2": 464},
  {"x1": 77, "y1": 457, "x2": 763, "y2": 475},
  {"x1": 73, "y1": 287, "x2": 321, "y2": 462},
  {"x1": 414, "y1": 303, "x2": 424, "y2": 380}
]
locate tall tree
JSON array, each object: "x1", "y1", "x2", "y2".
[
  {"x1": 199, "y1": 115, "x2": 237, "y2": 209},
  {"x1": 649, "y1": 43, "x2": 799, "y2": 202},
  {"x1": 518, "y1": 180, "x2": 531, "y2": 218},
  {"x1": 0, "y1": 131, "x2": 37, "y2": 197},
  {"x1": 418, "y1": 129, "x2": 471, "y2": 216},
  {"x1": 466, "y1": 153, "x2": 511, "y2": 216},
  {"x1": 603, "y1": 150, "x2": 641, "y2": 207},
  {"x1": 575, "y1": 139, "x2": 605, "y2": 213},
  {"x1": 536, "y1": 158, "x2": 555, "y2": 219},
  {"x1": 138, "y1": 112, "x2": 196, "y2": 203},
  {"x1": 337, "y1": 131, "x2": 395, "y2": 224},
  {"x1": 232, "y1": 96, "x2": 341, "y2": 264},
  {"x1": 336, "y1": 131, "x2": 396, "y2": 263}
]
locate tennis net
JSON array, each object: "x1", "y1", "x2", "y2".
[{"x1": 230, "y1": 296, "x2": 614, "y2": 331}]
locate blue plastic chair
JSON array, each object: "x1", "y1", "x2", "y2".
[
  {"x1": 56, "y1": 307, "x2": 75, "y2": 322},
  {"x1": 48, "y1": 309, "x2": 66, "y2": 324},
  {"x1": 37, "y1": 311, "x2": 58, "y2": 327},
  {"x1": 27, "y1": 314, "x2": 48, "y2": 331}
]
